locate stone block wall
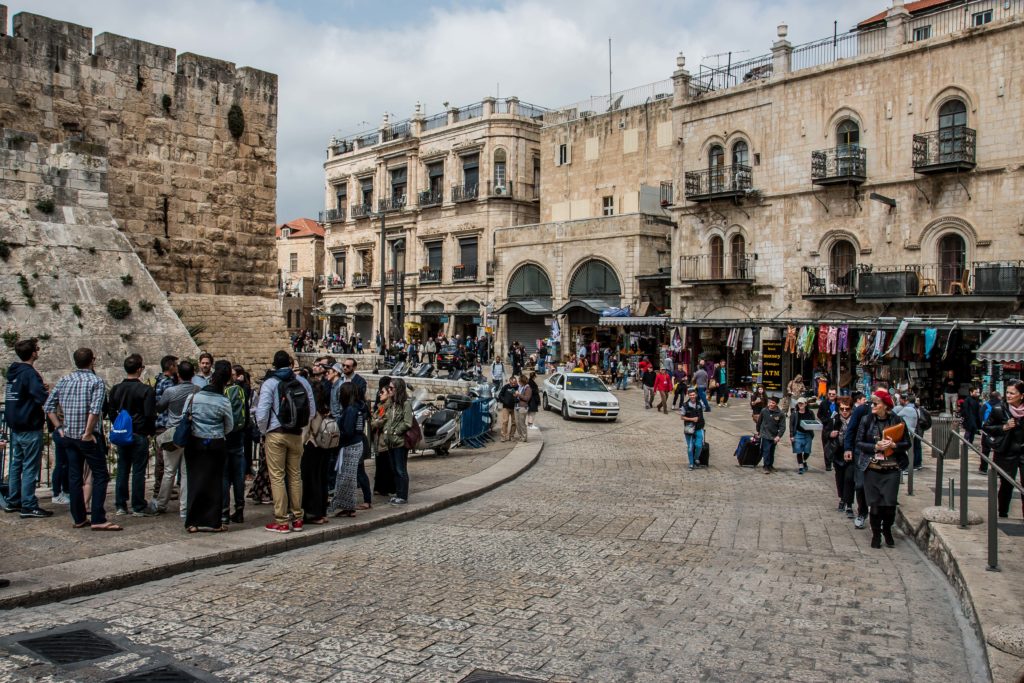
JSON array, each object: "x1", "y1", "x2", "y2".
[{"x1": 0, "y1": 7, "x2": 278, "y2": 296}]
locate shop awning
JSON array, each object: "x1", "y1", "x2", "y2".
[
  {"x1": 494, "y1": 299, "x2": 552, "y2": 315},
  {"x1": 554, "y1": 299, "x2": 619, "y2": 315},
  {"x1": 977, "y1": 328, "x2": 1024, "y2": 362},
  {"x1": 598, "y1": 316, "x2": 669, "y2": 327}
]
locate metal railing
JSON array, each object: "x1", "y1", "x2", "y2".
[
  {"x1": 453, "y1": 264, "x2": 478, "y2": 281},
  {"x1": 384, "y1": 272, "x2": 399, "y2": 286},
  {"x1": 912, "y1": 126, "x2": 977, "y2": 169},
  {"x1": 694, "y1": 54, "x2": 774, "y2": 92},
  {"x1": 382, "y1": 121, "x2": 410, "y2": 142},
  {"x1": 790, "y1": 29, "x2": 884, "y2": 71},
  {"x1": 318, "y1": 207, "x2": 345, "y2": 223},
  {"x1": 352, "y1": 274, "x2": 370, "y2": 288},
  {"x1": 456, "y1": 102, "x2": 484, "y2": 122},
  {"x1": 418, "y1": 269, "x2": 441, "y2": 284},
  {"x1": 906, "y1": 0, "x2": 1023, "y2": 43},
  {"x1": 811, "y1": 146, "x2": 867, "y2": 182},
  {"x1": 323, "y1": 274, "x2": 345, "y2": 289},
  {"x1": 800, "y1": 265, "x2": 858, "y2": 296},
  {"x1": 422, "y1": 112, "x2": 448, "y2": 131},
  {"x1": 543, "y1": 79, "x2": 674, "y2": 126},
  {"x1": 378, "y1": 195, "x2": 406, "y2": 213},
  {"x1": 858, "y1": 262, "x2": 973, "y2": 297},
  {"x1": 678, "y1": 253, "x2": 757, "y2": 282},
  {"x1": 684, "y1": 164, "x2": 753, "y2": 199},
  {"x1": 350, "y1": 203, "x2": 371, "y2": 219},
  {"x1": 660, "y1": 181, "x2": 674, "y2": 206},
  {"x1": 418, "y1": 189, "x2": 443, "y2": 207},
  {"x1": 972, "y1": 260, "x2": 1024, "y2": 296},
  {"x1": 452, "y1": 183, "x2": 479, "y2": 202}
]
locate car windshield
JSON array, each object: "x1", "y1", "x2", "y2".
[
  {"x1": 441, "y1": 346, "x2": 458, "y2": 353},
  {"x1": 565, "y1": 376, "x2": 607, "y2": 392}
]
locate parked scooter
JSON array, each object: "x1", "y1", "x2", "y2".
[
  {"x1": 412, "y1": 363, "x2": 434, "y2": 378},
  {"x1": 410, "y1": 389, "x2": 462, "y2": 457}
]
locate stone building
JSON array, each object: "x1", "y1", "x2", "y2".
[
  {"x1": 276, "y1": 217, "x2": 323, "y2": 333},
  {"x1": 493, "y1": 92, "x2": 676, "y2": 355},
  {"x1": 665, "y1": 0, "x2": 1024, "y2": 394},
  {"x1": 0, "y1": 7, "x2": 288, "y2": 370},
  {"x1": 319, "y1": 98, "x2": 545, "y2": 347}
]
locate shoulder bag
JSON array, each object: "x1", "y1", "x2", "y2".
[{"x1": 172, "y1": 395, "x2": 195, "y2": 448}]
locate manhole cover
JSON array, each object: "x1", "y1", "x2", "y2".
[
  {"x1": 107, "y1": 665, "x2": 206, "y2": 683},
  {"x1": 19, "y1": 628, "x2": 123, "y2": 664},
  {"x1": 459, "y1": 671, "x2": 543, "y2": 683}
]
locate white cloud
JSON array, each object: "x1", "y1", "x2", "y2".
[{"x1": 10, "y1": 0, "x2": 883, "y2": 222}]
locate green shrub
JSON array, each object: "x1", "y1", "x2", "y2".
[
  {"x1": 106, "y1": 298, "x2": 132, "y2": 320},
  {"x1": 50, "y1": 302, "x2": 60, "y2": 311},
  {"x1": 139, "y1": 299, "x2": 155, "y2": 312},
  {"x1": 0, "y1": 240, "x2": 10, "y2": 260},
  {"x1": 227, "y1": 104, "x2": 245, "y2": 139},
  {"x1": 121, "y1": 274, "x2": 134, "y2": 286},
  {"x1": 0, "y1": 298, "x2": 9, "y2": 312},
  {"x1": 72, "y1": 304, "x2": 83, "y2": 317},
  {"x1": 2, "y1": 330, "x2": 18, "y2": 348},
  {"x1": 38, "y1": 333, "x2": 51, "y2": 341},
  {"x1": 35, "y1": 198, "x2": 54, "y2": 214}
]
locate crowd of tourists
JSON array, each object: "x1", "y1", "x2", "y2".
[{"x1": 2, "y1": 338, "x2": 422, "y2": 537}]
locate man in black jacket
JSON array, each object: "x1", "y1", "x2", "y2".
[
  {"x1": 640, "y1": 367, "x2": 657, "y2": 410},
  {"x1": 497, "y1": 378, "x2": 518, "y2": 442},
  {"x1": 2, "y1": 338, "x2": 52, "y2": 517},
  {"x1": 817, "y1": 388, "x2": 838, "y2": 471},
  {"x1": 107, "y1": 354, "x2": 157, "y2": 517},
  {"x1": 843, "y1": 391, "x2": 870, "y2": 529},
  {"x1": 961, "y1": 386, "x2": 982, "y2": 445}
]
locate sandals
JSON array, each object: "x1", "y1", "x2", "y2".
[
  {"x1": 333, "y1": 510, "x2": 356, "y2": 518},
  {"x1": 187, "y1": 526, "x2": 199, "y2": 534},
  {"x1": 91, "y1": 522, "x2": 123, "y2": 531},
  {"x1": 73, "y1": 521, "x2": 90, "y2": 529},
  {"x1": 356, "y1": 503, "x2": 372, "y2": 510},
  {"x1": 304, "y1": 517, "x2": 328, "y2": 525}
]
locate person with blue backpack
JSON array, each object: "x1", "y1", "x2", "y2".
[{"x1": 107, "y1": 354, "x2": 156, "y2": 518}]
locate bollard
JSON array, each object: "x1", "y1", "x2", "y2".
[
  {"x1": 959, "y1": 439, "x2": 969, "y2": 528},
  {"x1": 907, "y1": 437, "x2": 915, "y2": 496},
  {"x1": 934, "y1": 445, "x2": 944, "y2": 506},
  {"x1": 948, "y1": 478, "x2": 955, "y2": 511},
  {"x1": 987, "y1": 467, "x2": 1000, "y2": 571}
]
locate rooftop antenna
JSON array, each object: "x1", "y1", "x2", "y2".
[{"x1": 608, "y1": 37, "x2": 613, "y2": 111}]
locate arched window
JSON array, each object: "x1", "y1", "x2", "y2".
[
  {"x1": 709, "y1": 144, "x2": 725, "y2": 193},
  {"x1": 730, "y1": 234, "x2": 747, "y2": 279},
  {"x1": 568, "y1": 260, "x2": 621, "y2": 298},
  {"x1": 835, "y1": 120, "x2": 862, "y2": 176},
  {"x1": 829, "y1": 240, "x2": 857, "y2": 293},
  {"x1": 507, "y1": 264, "x2": 553, "y2": 300},
  {"x1": 493, "y1": 149, "x2": 507, "y2": 192},
  {"x1": 937, "y1": 233, "x2": 966, "y2": 294},
  {"x1": 938, "y1": 99, "x2": 968, "y2": 162},
  {"x1": 709, "y1": 236, "x2": 724, "y2": 279},
  {"x1": 732, "y1": 141, "x2": 749, "y2": 167},
  {"x1": 836, "y1": 120, "x2": 860, "y2": 148}
]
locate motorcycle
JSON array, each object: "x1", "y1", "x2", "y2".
[{"x1": 410, "y1": 389, "x2": 464, "y2": 457}]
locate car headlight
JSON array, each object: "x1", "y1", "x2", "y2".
[
  {"x1": 610, "y1": 401, "x2": 619, "y2": 408},
  {"x1": 570, "y1": 399, "x2": 590, "y2": 407}
]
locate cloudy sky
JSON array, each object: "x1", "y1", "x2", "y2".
[{"x1": 14, "y1": 0, "x2": 884, "y2": 222}]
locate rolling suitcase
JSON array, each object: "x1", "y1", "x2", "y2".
[
  {"x1": 699, "y1": 442, "x2": 710, "y2": 468},
  {"x1": 736, "y1": 435, "x2": 762, "y2": 467}
]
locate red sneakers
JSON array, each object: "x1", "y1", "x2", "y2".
[
  {"x1": 291, "y1": 519, "x2": 304, "y2": 531},
  {"x1": 264, "y1": 522, "x2": 290, "y2": 533}
]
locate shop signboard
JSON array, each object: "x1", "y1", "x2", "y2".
[{"x1": 761, "y1": 340, "x2": 783, "y2": 392}]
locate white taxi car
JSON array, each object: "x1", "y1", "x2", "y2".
[{"x1": 541, "y1": 372, "x2": 619, "y2": 421}]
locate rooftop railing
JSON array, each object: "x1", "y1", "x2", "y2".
[
  {"x1": 318, "y1": 207, "x2": 345, "y2": 223},
  {"x1": 905, "y1": 0, "x2": 1023, "y2": 43},
  {"x1": 543, "y1": 79, "x2": 674, "y2": 126}
]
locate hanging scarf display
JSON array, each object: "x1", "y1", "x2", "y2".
[
  {"x1": 837, "y1": 325, "x2": 850, "y2": 353},
  {"x1": 942, "y1": 324, "x2": 959, "y2": 361},
  {"x1": 741, "y1": 328, "x2": 754, "y2": 352},
  {"x1": 817, "y1": 325, "x2": 829, "y2": 354},
  {"x1": 784, "y1": 325, "x2": 798, "y2": 354},
  {"x1": 872, "y1": 330, "x2": 886, "y2": 359},
  {"x1": 884, "y1": 320, "x2": 910, "y2": 356},
  {"x1": 826, "y1": 325, "x2": 839, "y2": 354},
  {"x1": 923, "y1": 327, "x2": 938, "y2": 358},
  {"x1": 801, "y1": 326, "x2": 816, "y2": 355}
]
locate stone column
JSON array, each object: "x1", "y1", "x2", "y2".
[
  {"x1": 771, "y1": 24, "x2": 792, "y2": 76},
  {"x1": 672, "y1": 53, "x2": 692, "y2": 102},
  {"x1": 507, "y1": 96, "x2": 519, "y2": 116},
  {"x1": 885, "y1": 0, "x2": 910, "y2": 50},
  {"x1": 483, "y1": 96, "x2": 495, "y2": 117}
]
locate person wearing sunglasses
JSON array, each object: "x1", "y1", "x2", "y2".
[
  {"x1": 855, "y1": 390, "x2": 911, "y2": 549},
  {"x1": 826, "y1": 398, "x2": 855, "y2": 517}
]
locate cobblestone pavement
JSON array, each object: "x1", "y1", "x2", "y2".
[{"x1": 0, "y1": 394, "x2": 982, "y2": 682}]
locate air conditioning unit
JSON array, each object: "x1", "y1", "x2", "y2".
[{"x1": 494, "y1": 186, "x2": 506, "y2": 195}]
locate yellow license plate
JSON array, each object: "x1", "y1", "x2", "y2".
[{"x1": 592, "y1": 409, "x2": 607, "y2": 415}]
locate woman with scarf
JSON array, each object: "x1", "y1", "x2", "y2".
[
  {"x1": 183, "y1": 363, "x2": 234, "y2": 533},
  {"x1": 374, "y1": 378, "x2": 413, "y2": 505},
  {"x1": 855, "y1": 390, "x2": 911, "y2": 548},
  {"x1": 982, "y1": 380, "x2": 1024, "y2": 518},
  {"x1": 329, "y1": 382, "x2": 364, "y2": 517}
]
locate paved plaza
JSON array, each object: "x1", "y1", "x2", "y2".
[{"x1": 0, "y1": 394, "x2": 988, "y2": 682}]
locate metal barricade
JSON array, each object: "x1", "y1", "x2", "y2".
[{"x1": 458, "y1": 399, "x2": 493, "y2": 449}]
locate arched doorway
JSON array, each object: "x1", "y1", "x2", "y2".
[
  {"x1": 836, "y1": 120, "x2": 861, "y2": 175},
  {"x1": 499, "y1": 264, "x2": 554, "y2": 352},
  {"x1": 455, "y1": 300, "x2": 480, "y2": 340},
  {"x1": 329, "y1": 303, "x2": 348, "y2": 334},
  {"x1": 937, "y1": 233, "x2": 966, "y2": 294},
  {"x1": 563, "y1": 260, "x2": 623, "y2": 352},
  {"x1": 420, "y1": 300, "x2": 444, "y2": 340},
  {"x1": 829, "y1": 240, "x2": 857, "y2": 293},
  {"x1": 708, "y1": 144, "x2": 725, "y2": 193},
  {"x1": 730, "y1": 234, "x2": 747, "y2": 279}
]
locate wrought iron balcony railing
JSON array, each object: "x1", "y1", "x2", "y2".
[
  {"x1": 683, "y1": 164, "x2": 753, "y2": 201},
  {"x1": 385, "y1": 271, "x2": 398, "y2": 286},
  {"x1": 419, "y1": 189, "x2": 443, "y2": 207},
  {"x1": 378, "y1": 195, "x2": 406, "y2": 213},
  {"x1": 678, "y1": 253, "x2": 757, "y2": 283},
  {"x1": 453, "y1": 264, "x2": 478, "y2": 281},
  {"x1": 858, "y1": 261, "x2": 1022, "y2": 298},
  {"x1": 912, "y1": 126, "x2": 976, "y2": 174},
  {"x1": 800, "y1": 265, "x2": 858, "y2": 298},
  {"x1": 318, "y1": 207, "x2": 345, "y2": 223},
  {"x1": 659, "y1": 181, "x2": 673, "y2": 206},
  {"x1": 352, "y1": 274, "x2": 370, "y2": 288},
  {"x1": 452, "y1": 183, "x2": 479, "y2": 203},
  {"x1": 419, "y1": 269, "x2": 441, "y2": 284},
  {"x1": 350, "y1": 203, "x2": 371, "y2": 219},
  {"x1": 811, "y1": 146, "x2": 867, "y2": 185}
]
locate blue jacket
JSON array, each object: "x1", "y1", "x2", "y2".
[
  {"x1": 844, "y1": 402, "x2": 871, "y2": 453},
  {"x1": 4, "y1": 362, "x2": 48, "y2": 432}
]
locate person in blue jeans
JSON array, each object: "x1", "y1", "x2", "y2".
[
  {"x1": 789, "y1": 397, "x2": 815, "y2": 474},
  {"x1": 107, "y1": 354, "x2": 157, "y2": 516},
  {"x1": 680, "y1": 388, "x2": 705, "y2": 470},
  {"x1": 758, "y1": 396, "x2": 787, "y2": 473},
  {"x1": 2, "y1": 338, "x2": 52, "y2": 518}
]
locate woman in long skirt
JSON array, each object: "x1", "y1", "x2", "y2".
[
  {"x1": 302, "y1": 382, "x2": 335, "y2": 524},
  {"x1": 329, "y1": 383, "x2": 363, "y2": 517},
  {"x1": 184, "y1": 363, "x2": 235, "y2": 532},
  {"x1": 855, "y1": 390, "x2": 911, "y2": 549}
]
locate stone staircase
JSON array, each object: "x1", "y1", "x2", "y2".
[{"x1": 168, "y1": 293, "x2": 291, "y2": 375}]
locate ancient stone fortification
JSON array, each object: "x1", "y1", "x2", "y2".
[
  {"x1": 0, "y1": 6, "x2": 278, "y2": 296},
  {"x1": 0, "y1": 131, "x2": 198, "y2": 385}
]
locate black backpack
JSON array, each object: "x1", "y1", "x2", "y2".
[
  {"x1": 275, "y1": 377, "x2": 311, "y2": 433},
  {"x1": 916, "y1": 406, "x2": 932, "y2": 434}
]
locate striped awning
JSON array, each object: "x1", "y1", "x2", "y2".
[
  {"x1": 598, "y1": 316, "x2": 668, "y2": 328},
  {"x1": 977, "y1": 328, "x2": 1024, "y2": 362}
]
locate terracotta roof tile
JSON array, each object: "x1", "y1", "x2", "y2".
[
  {"x1": 276, "y1": 217, "x2": 324, "y2": 239},
  {"x1": 858, "y1": 0, "x2": 962, "y2": 28}
]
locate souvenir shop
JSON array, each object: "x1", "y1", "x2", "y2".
[
  {"x1": 976, "y1": 327, "x2": 1024, "y2": 396},
  {"x1": 672, "y1": 325, "x2": 755, "y2": 390},
  {"x1": 590, "y1": 316, "x2": 669, "y2": 374}
]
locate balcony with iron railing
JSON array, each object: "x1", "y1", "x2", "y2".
[
  {"x1": 385, "y1": 271, "x2": 399, "y2": 286},
  {"x1": 453, "y1": 264, "x2": 478, "y2": 282},
  {"x1": 683, "y1": 165, "x2": 753, "y2": 202},
  {"x1": 350, "y1": 203, "x2": 371, "y2": 219},
  {"x1": 811, "y1": 146, "x2": 867, "y2": 185},
  {"x1": 452, "y1": 183, "x2": 479, "y2": 203},
  {"x1": 352, "y1": 274, "x2": 370, "y2": 288},
  {"x1": 418, "y1": 189, "x2": 443, "y2": 208},
  {"x1": 678, "y1": 253, "x2": 757, "y2": 284},
  {"x1": 800, "y1": 266, "x2": 858, "y2": 299},
  {"x1": 322, "y1": 273, "x2": 345, "y2": 290},
  {"x1": 378, "y1": 195, "x2": 406, "y2": 213},
  {"x1": 804, "y1": 261, "x2": 1024, "y2": 301},
  {"x1": 419, "y1": 268, "x2": 441, "y2": 284},
  {"x1": 318, "y1": 207, "x2": 346, "y2": 223},
  {"x1": 660, "y1": 181, "x2": 674, "y2": 207},
  {"x1": 912, "y1": 126, "x2": 976, "y2": 174}
]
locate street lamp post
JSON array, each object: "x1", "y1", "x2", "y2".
[{"x1": 375, "y1": 207, "x2": 386, "y2": 352}]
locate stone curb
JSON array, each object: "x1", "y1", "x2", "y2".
[{"x1": 0, "y1": 439, "x2": 544, "y2": 611}]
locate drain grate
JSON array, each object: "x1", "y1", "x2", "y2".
[
  {"x1": 459, "y1": 671, "x2": 543, "y2": 683},
  {"x1": 19, "y1": 628, "x2": 123, "y2": 664},
  {"x1": 107, "y1": 664, "x2": 206, "y2": 683}
]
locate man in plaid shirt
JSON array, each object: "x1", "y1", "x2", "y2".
[{"x1": 44, "y1": 347, "x2": 121, "y2": 530}]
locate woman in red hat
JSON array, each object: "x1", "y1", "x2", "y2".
[{"x1": 854, "y1": 389, "x2": 911, "y2": 549}]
